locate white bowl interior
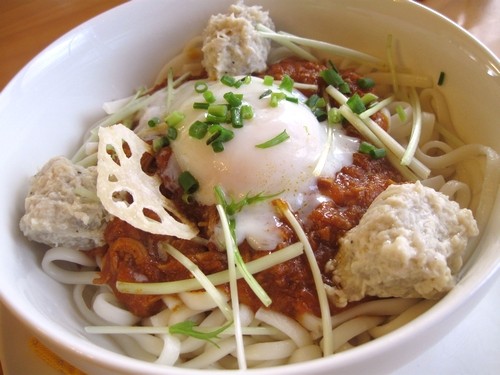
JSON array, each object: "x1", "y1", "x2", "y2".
[{"x1": 0, "y1": 0, "x2": 499, "y2": 374}]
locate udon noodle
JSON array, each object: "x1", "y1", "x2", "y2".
[{"x1": 24, "y1": 3, "x2": 499, "y2": 371}]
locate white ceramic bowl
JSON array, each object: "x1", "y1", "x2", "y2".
[{"x1": 0, "y1": 1, "x2": 499, "y2": 374}]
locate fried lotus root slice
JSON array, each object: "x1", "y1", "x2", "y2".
[{"x1": 97, "y1": 124, "x2": 198, "y2": 239}]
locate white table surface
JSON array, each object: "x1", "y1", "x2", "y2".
[{"x1": 1, "y1": 1, "x2": 499, "y2": 374}]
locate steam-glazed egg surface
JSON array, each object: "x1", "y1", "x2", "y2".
[
  {"x1": 167, "y1": 76, "x2": 359, "y2": 250},
  {"x1": 170, "y1": 76, "x2": 355, "y2": 207}
]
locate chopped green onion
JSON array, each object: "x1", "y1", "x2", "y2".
[
  {"x1": 359, "y1": 141, "x2": 375, "y2": 154},
  {"x1": 230, "y1": 106, "x2": 243, "y2": 128},
  {"x1": 358, "y1": 141, "x2": 386, "y2": 159},
  {"x1": 240, "y1": 75, "x2": 252, "y2": 85},
  {"x1": 189, "y1": 121, "x2": 208, "y2": 139},
  {"x1": 338, "y1": 82, "x2": 351, "y2": 94},
  {"x1": 178, "y1": 171, "x2": 199, "y2": 194},
  {"x1": 270, "y1": 92, "x2": 286, "y2": 107},
  {"x1": 361, "y1": 93, "x2": 378, "y2": 106},
  {"x1": 182, "y1": 192, "x2": 194, "y2": 204},
  {"x1": 312, "y1": 108, "x2": 327, "y2": 122},
  {"x1": 194, "y1": 81, "x2": 208, "y2": 93},
  {"x1": 205, "y1": 114, "x2": 226, "y2": 124},
  {"x1": 167, "y1": 127, "x2": 177, "y2": 140},
  {"x1": 306, "y1": 94, "x2": 327, "y2": 121},
  {"x1": 279, "y1": 74, "x2": 294, "y2": 92},
  {"x1": 206, "y1": 103, "x2": 229, "y2": 123},
  {"x1": 193, "y1": 102, "x2": 210, "y2": 110},
  {"x1": 320, "y1": 69, "x2": 351, "y2": 94},
  {"x1": 285, "y1": 96, "x2": 299, "y2": 104},
  {"x1": 328, "y1": 108, "x2": 343, "y2": 124},
  {"x1": 211, "y1": 141, "x2": 224, "y2": 153},
  {"x1": 203, "y1": 90, "x2": 216, "y2": 103},
  {"x1": 370, "y1": 147, "x2": 386, "y2": 159},
  {"x1": 148, "y1": 117, "x2": 161, "y2": 128},
  {"x1": 305, "y1": 95, "x2": 321, "y2": 108},
  {"x1": 263, "y1": 75, "x2": 274, "y2": 86},
  {"x1": 255, "y1": 129, "x2": 289, "y2": 148},
  {"x1": 152, "y1": 136, "x2": 169, "y2": 152},
  {"x1": 259, "y1": 89, "x2": 272, "y2": 99},
  {"x1": 438, "y1": 71, "x2": 446, "y2": 86},
  {"x1": 359, "y1": 95, "x2": 394, "y2": 120},
  {"x1": 357, "y1": 77, "x2": 375, "y2": 89},
  {"x1": 240, "y1": 105, "x2": 254, "y2": 120},
  {"x1": 346, "y1": 93, "x2": 366, "y2": 114},
  {"x1": 320, "y1": 69, "x2": 343, "y2": 86},
  {"x1": 220, "y1": 75, "x2": 251, "y2": 88},
  {"x1": 206, "y1": 125, "x2": 234, "y2": 152},
  {"x1": 208, "y1": 104, "x2": 228, "y2": 118},
  {"x1": 224, "y1": 91, "x2": 243, "y2": 107},
  {"x1": 216, "y1": 127, "x2": 234, "y2": 142},
  {"x1": 165, "y1": 111, "x2": 185, "y2": 127},
  {"x1": 220, "y1": 75, "x2": 237, "y2": 87},
  {"x1": 234, "y1": 75, "x2": 251, "y2": 88}
]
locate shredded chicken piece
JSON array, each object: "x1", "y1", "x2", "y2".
[
  {"x1": 202, "y1": 1, "x2": 274, "y2": 79},
  {"x1": 19, "y1": 157, "x2": 110, "y2": 249},
  {"x1": 328, "y1": 181, "x2": 479, "y2": 307}
]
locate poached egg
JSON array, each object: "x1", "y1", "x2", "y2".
[{"x1": 151, "y1": 76, "x2": 359, "y2": 249}]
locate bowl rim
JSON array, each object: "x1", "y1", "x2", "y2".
[{"x1": 1, "y1": 0, "x2": 499, "y2": 374}]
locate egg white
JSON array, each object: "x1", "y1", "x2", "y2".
[{"x1": 144, "y1": 76, "x2": 359, "y2": 249}]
